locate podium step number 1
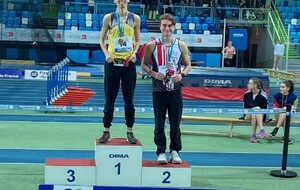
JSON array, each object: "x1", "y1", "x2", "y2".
[{"x1": 95, "y1": 138, "x2": 143, "y2": 186}]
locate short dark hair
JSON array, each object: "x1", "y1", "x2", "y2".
[{"x1": 159, "y1": 13, "x2": 176, "y2": 26}]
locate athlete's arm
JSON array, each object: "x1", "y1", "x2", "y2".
[
  {"x1": 179, "y1": 40, "x2": 191, "y2": 77},
  {"x1": 128, "y1": 14, "x2": 141, "y2": 62},
  {"x1": 99, "y1": 14, "x2": 113, "y2": 63}
]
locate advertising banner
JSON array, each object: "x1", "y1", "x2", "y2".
[
  {"x1": 0, "y1": 70, "x2": 23, "y2": 79},
  {"x1": 24, "y1": 70, "x2": 77, "y2": 81}
]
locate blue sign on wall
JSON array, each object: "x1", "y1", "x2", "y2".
[{"x1": 229, "y1": 29, "x2": 248, "y2": 51}]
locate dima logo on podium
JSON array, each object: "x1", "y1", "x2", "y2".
[{"x1": 109, "y1": 154, "x2": 129, "y2": 158}]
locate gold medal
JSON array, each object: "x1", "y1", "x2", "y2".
[{"x1": 118, "y1": 38, "x2": 123, "y2": 46}]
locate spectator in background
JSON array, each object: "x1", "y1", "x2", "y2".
[
  {"x1": 149, "y1": 0, "x2": 158, "y2": 20},
  {"x1": 273, "y1": 39, "x2": 284, "y2": 70},
  {"x1": 269, "y1": 80, "x2": 298, "y2": 144},
  {"x1": 98, "y1": 0, "x2": 141, "y2": 144},
  {"x1": 243, "y1": 78, "x2": 268, "y2": 143},
  {"x1": 49, "y1": 0, "x2": 55, "y2": 11},
  {"x1": 142, "y1": 0, "x2": 149, "y2": 9},
  {"x1": 223, "y1": 41, "x2": 236, "y2": 67},
  {"x1": 141, "y1": 13, "x2": 191, "y2": 164}
]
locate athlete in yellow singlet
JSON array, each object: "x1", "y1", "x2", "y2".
[{"x1": 99, "y1": 0, "x2": 140, "y2": 144}]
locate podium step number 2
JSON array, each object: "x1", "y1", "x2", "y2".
[{"x1": 142, "y1": 160, "x2": 191, "y2": 187}]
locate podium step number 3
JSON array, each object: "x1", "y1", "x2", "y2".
[{"x1": 45, "y1": 159, "x2": 96, "y2": 186}]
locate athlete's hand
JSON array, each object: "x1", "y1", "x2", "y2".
[
  {"x1": 106, "y1": 55, "x2": 114, "y2": 63},
  {"x1": 171, "y1": 74, "x2": 182, "y2": 83},
  {"x1": 152, "y1": 71, "x2": 165, "y2": 81},
  {"x1": 128, "y1": 53, "x2": 137, "y2": 63}
]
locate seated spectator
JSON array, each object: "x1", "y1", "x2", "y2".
[
  {"x1": 243, "y1": 78, "x2": 268, "y2": 143},
  {"x1": 269, "y1": 80, "x2": 298, "y2": 144}
]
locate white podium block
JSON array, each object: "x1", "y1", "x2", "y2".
[
  {"x1": 95, "y1": 138, "x2": 142, "y2": 186},
  {"x1": 45, "y1": 159, "x2": 96, "y2": 186},
  {"x1": 142, "y1": 160, "x2": 191, "y2": 187}
]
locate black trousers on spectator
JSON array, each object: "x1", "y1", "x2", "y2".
[
  {"x1": 103, "y1": 61, "x2": 136, "y2": 128},
  {"x1": 153, "y1": 89, "x2": 183, "y2": 155}
]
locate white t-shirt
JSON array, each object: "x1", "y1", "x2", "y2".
[{"x1": 274, "y1": 43, "x2": 284, "y2": 56}]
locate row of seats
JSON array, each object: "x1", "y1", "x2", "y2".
[
  {"x1": 284, "y1": 18, "x2": 300, "y2": 25},
  {"x1": 61, "y1": 2, "x2": 143, "y2": 14},
  {"x1": 276, "y1": 0, "x2": 300, "y2": 7},
  {"x1": 174, "y1": 29, "x2": 217, "y2": 35},
  {"x1": 57, "y1": 12, "x2": 148, "y2": 30},
  {"x1": 1, "y1": 10, "x2": 33, "y2": 18},
  {"x1": 175, "y1": 16, "x2": 213, "y2": 24},
  {"x1": 176, "y1": 23, "x2": 216, "y2": 31},
  {"x1": 0, "y1": 10, "x2": 35, "y2": 28},
  {"x1": 281, "y1": 12, "x2": 300, "y2": 19},
  {"x1": 58, "y1": 25, "x2": 149, "y2": 32}
]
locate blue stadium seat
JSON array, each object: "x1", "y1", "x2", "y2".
[
  {"x1": 86, "y1": 26, "x2": 92, "y2": 31},
  {"x1": 289, "y1": 1, "x2": 296, "y2": 7},
  {"x1": 284, "y1": 18, "x2": 290, "y2": 25},
  {"x1": 202, "y1": 23, "x2": 208, "y2": 30},
  {"x1": 291, "y1": 31, "x2": 297, "y2": 38},
  {"x1": 181, "y1": 23, "x2": 188, "y2": 30},
  {"x1": 1, "y1": 17, "x2": 7, "y2": 24},
  {"x1": 75, "y1": 5, "x2": 81, "y2": 13},
  {"x1": 186, "y1": 16, "x2": 193, "y2": 23},
  {"x1": 292, "y1": 7, "x2": 298, "y2": 13},
  {"x1": 195, "y1": 23, "x2": 201, "y2": 30},
  {"x1": 23, "y1": 11, "x2": 30, "y2": 18},
  {"x1": 278, "y1": 6, "x2": 284, "y2": 12},
  {"x1": 61, "y1": 5, "x2": 66, "y2": 12},
  {"x1": 79, "y1": 13, "x2": 85, "y2": 20},
  {"x1": 6, "y1": 24, "x2": 13, "y2": 28},
  {"x1": 297, "y1": 31, "x2": 300, "y2": 38},
  {"x1": 1, "y1": 10, "x2": 8, "y2": 17},
  {"x1": 208, "y1": 24, "x2": 215, "y2": 31},
  {"x1": 93, "y1": 26, "x2": 99, "y2": 31},
  {"x1": 190, "y1": 29, "x2": 196, "y2": 34},
  {"x1": 7, "y1": 17, "x2": 14, "y2": 24},
  {"x1": 72, "y1": 19, "x2": 78, "y2": 26},
  {"x1": 14, "y1": 17, "x2": 21, "y2": 25},
  {"x1": 57, "y1": 25, "x2": 64, "y2": 30},
  {"x1": 8, "y1": 10, "x2": 16, "y2": 17},
  {"x1": 174, "y1": 16, "x2": 180, "y2": 23},
  {"x1": 183, "y1": 29, "x2": 189, "y2": 34},
  {"x1": 79, "y1": 26, "x2": 85, "y2": 30},
  {"x1": 293, "y1": 38, "x2": 299, "y2": 43},
  {"x1": 282, "y1": 12, "x2": 288, "y2": 19},
  {"x1": 193, "y1": 16, "x2": 199, "y2": 23},
  {"x1": 65, "y1": 19, "x2": 71, "y2": 27},
  {"x1": 210, "y1": 30, "x2": 217, "y2": 34},
  {"x1": 196, "y1": 30, "x2": 204, "y2": 34},
  {"x1": 71, "y1": 13, "x2": 79, "y2": 20},
  {"x1": 21, "y1": 24, "x2": 28, "y2": 28},
  {"x1": 68, "y1": 5, "x2": 75, "y2": 12},
  {"x1": 92, "y1": 13, "x2": 99, "y2": 21},
  {"x1": 288, "y1": 13, "x2": 294, "y2": 19},
  {"x1": 79, "y1": 19, "x2": 85, "y2": 27},
  {"x1": 92, "y1": 20, "x2": 99, "y2": 27},
  {"x1": 141, "y1": 28, "x2": 148, "y2": 33},
  {"x1": 180, "y1": 17, "x2": 186, "y2": 23},
  {"x1": 13, "y1": 24, "x2": 19, "y2": 28},
  {"x1": 206, "y1": 17, "x2": 213, "y2": 24},
  {"x1": 81, "y1": 6, "x2": 88, "y2": 13},
  {"x1": 297, "y1": 1, "x2": 300, "y2": 7},
  {"x1": 199, "y1": 17, "x2": 206, "y2": 24}
]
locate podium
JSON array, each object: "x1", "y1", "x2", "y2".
[{"x1": 42, "y1": 138, "x2": 191, "y2": 189}]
